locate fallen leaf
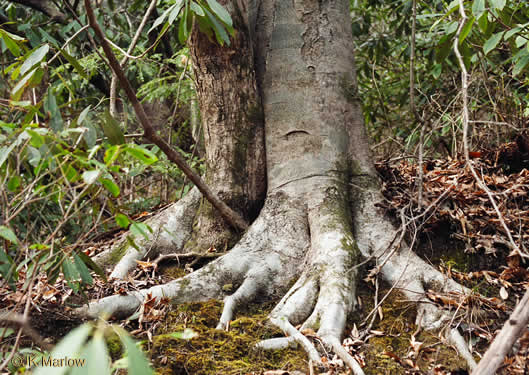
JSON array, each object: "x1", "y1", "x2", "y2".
[{"x1": 499, "y1": 286, "x2": 509, "y2": 300}]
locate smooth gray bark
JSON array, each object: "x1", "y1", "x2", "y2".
[
  {"x1": 84, "y1": 0, "x2": 477, "y2": 372},
  {"x1": 94, "y1": 187, "x2": 201, "y2": 278}
]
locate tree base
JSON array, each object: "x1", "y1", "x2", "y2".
[{"x1": 80, "y1": 180, "x2": 477, "y2": 373}]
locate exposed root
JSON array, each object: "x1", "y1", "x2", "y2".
[
  {"x1": 259, "y1": 313, "x2": 365, "y2": 375},
  {"x1": 94, "y1": 187, "x2": 200, "y2": 279},
  {"x1": 352, "y1": 181, "x2": 477, "y2": 369},
  {"x1": 377, "y1": 248, "x2": 477, "y2": 369},
  {"x1": 257, "y1": 186, "x2": 365, "y2": 375},
  {"x1": 256, "y1": 336, "x2": 297, "y2": 350},
  {"x1": 78, "y1": 192, "x2": 309, "y2": 319},
  {"x1": 217, "y1": 277, "x2": 260, "y2": 330},
  {"x1": 83, "y1": 177, "x2": 477, "y2": 372},
  {"x1": 269, "y1": 316, "x2": 320, "y2": 363},
  {"x1": 80, "y1": 185, "x2": 366, "y2": 373},
  {"x1": 447, "y1": 328, "x2": 477, "y2": 370},
  {"x1": 264, "y1": 289, "x2": 365, "y2": 375},
  {"x1": 326, "y1": 336, "x2": 365, "y2": 375}
]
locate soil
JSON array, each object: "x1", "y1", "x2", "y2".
[{"x1": 4, "y1": 141, "x2": 529, "y2": 374}]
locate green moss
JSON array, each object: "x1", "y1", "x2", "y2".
[
  {"x1": 438, "y1": 248, "x2": 474, "y2": 274},
  {"x1": 159, "y1": 264, "x2": 187, "y2": 279},
  {"x1": 109, "y1": 240, "x2": 130, "y2": 265},
  {"x1": 222, "y1": 283, "x2": 234, "y2": 292},
  {"x1": 357, "y1": 282, "x2": 469, "y2": 374},
  {"x1": 319, "y1": 178, "x2": 361, "y2": 266},
  {"x1": 104, "y1": 331, "x2": 123, "y2": 361},
  {"x1": 179, "y1": 277, "x2": 191, "y2": 289},
  {"x1": 150, "y1": 301, "x2": 307, "y2": 375},
  {"x1": 342, "y1": 236, "x2": 361, "y2": 259}
]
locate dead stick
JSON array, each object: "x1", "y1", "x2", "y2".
[
  {"x1": 472, "y1": 289, "x2": 529, "y2": 374},
  {"x1": 0, "y1": 312, "x2": 52, "y2": 351},
  {"x1": 83, "y1": 0, "x2": 248, "y2": 232}
]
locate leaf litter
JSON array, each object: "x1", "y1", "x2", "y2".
[{"x1": 3, "y1": 140, "x2": 529, "y2": 373}]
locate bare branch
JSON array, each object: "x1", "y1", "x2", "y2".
[
  {"x1": 453, "y1": 2, "x2": 529, "y2": 373},
  {"x1": 472, "y1": 290, "x2": 529, "y2": 374},
  {"x1": 109, "y1": 0, "x2": 158, "y2": 117},
  {"x1": 453, "y1": 0, "x2": 523, "y2": 258}
]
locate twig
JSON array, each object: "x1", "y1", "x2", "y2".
[
  {"x1": 453, "y1": 0, "x2": 524, "y2": 258},
  {"x1": 109, "y1": 0, "x2": 157, "y2": 116},
  {"x1": 361, "y1": 275, "x2": 379, "y2": 340},
  {"x1": 0, "y1": 313, "x2": 52, "y2": 351},
  {"x1": 48, "y1": 24, "x2": 90, "y2": 65},
  {"x1": 61, "y1": 2, "x2": 108, "y2": 68},
  {"x1": 104, "y1": 36, "x2": 163, "y2": 61},
  {"x1": 417, "y1": 120, "x2": 425, "y2": 208},
  {"x1": 468, "y1": 120, "x2": 520, "y2": 130},
  {"x1": 0, "y1": 271, "x2": 38, "y2": 371},
  {"x1": 409, "y1": 0, "x2": 426, "y2": 208},
  {"x1": 83, "y1": 0, "x2": 248, "y2": 232},
  {"x1": 410, "y1": 0, "x2": 417, "y2": 117}
]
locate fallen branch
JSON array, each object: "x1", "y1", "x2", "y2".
[
  {"x1": 472, "y1": 289, "x2": 529, "y2": 374},
  {"x1": 0, "y1": 312, "x2": 52, "y2": 351}
]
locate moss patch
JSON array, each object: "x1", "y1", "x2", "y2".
[
  {"x1": 357, "y1": 281, "x2": 469, "y2": 374},
  {"x1": 158, "y1": 263, "x2": 188, "y2": 279},
  {"x1": 104, "y1": 330, "x2": 123, "y2": 361},
  {"x1": 150, "y1": 300, "x2": 307, "y2": 375},
  {"x1": 109, "y1": 239, "x2": 131, "y2": 265}
]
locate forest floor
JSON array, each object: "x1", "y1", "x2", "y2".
[{"x1": 2, "y1": 138, "x2": 529, "y2": 374}]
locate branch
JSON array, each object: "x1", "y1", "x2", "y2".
[
  {"x1": 8, "y1": 0, "x2": 67, "y2": 23},
  {"x1": 109, "y1": 0, "x2": 158, "y2": 117},
  {"x1": 83, "y1": 0, "x2": 249, "y2": 232},
  {"x1": 472, "y1": 290, "x2": 529, "y2": 374},
  {"x1": 453, "y1": 0, "x2": 523, "y2": 258}
]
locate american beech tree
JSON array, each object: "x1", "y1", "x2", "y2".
[{"x1": 81, "y1": 0, "x2": 476, "y2": 372}]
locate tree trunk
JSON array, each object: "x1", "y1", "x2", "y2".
[
  {"x1": 187, "y1": 0, "x2": 266, "y2": 252},
  {"x1": 83, "y1": 0, "x2": 477, "y2": 371}
]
